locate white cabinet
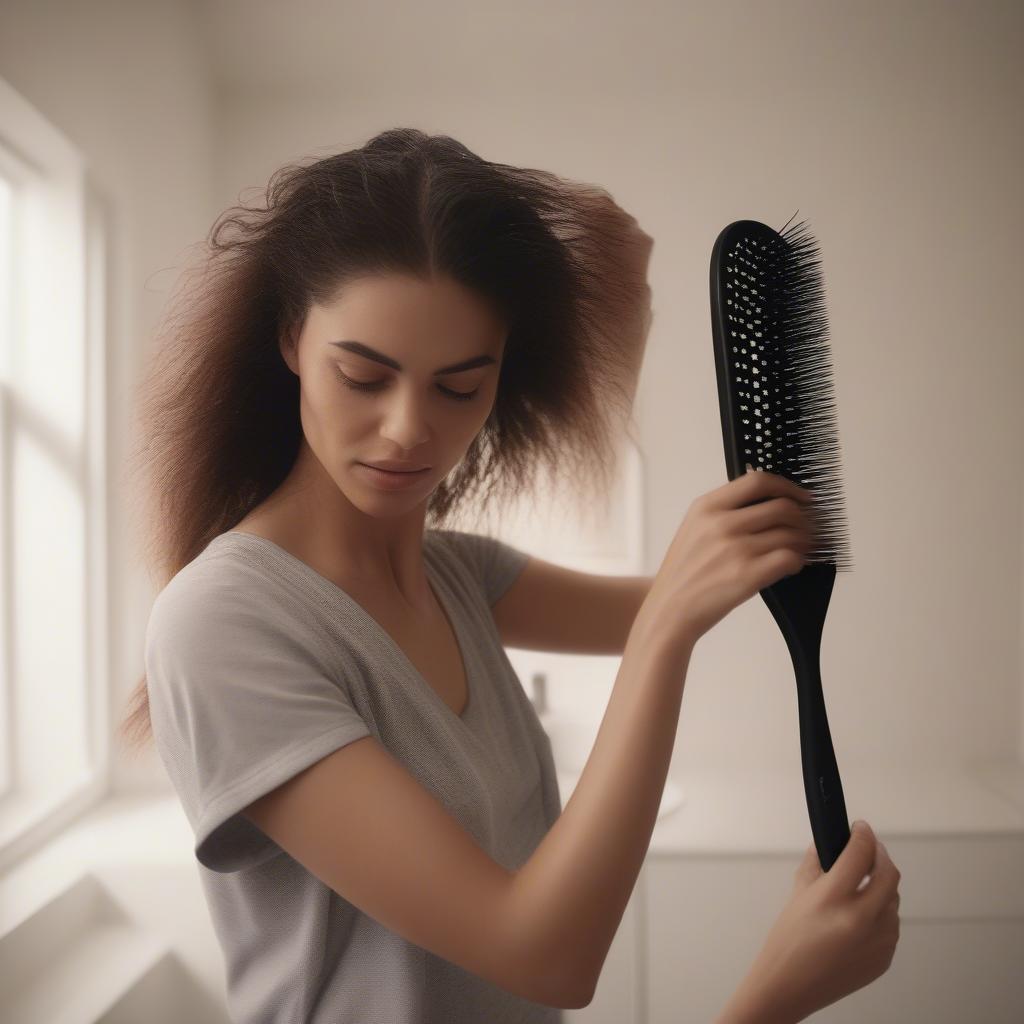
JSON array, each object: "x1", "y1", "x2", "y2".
[
  {"x1": 640, "y1": 833, "x2": 1024, "y2": 1024},
  {"x1": 645, "y1": 853, "x2": 796, "y2": 1023}
]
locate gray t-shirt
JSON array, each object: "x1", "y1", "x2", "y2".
[{"x1": 145, "y1": 528, "x2": 565, "y2": 1024}]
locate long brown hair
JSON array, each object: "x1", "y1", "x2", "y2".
[{"x1": 118, "y1": 127, "x2": 652, "y2": 756}]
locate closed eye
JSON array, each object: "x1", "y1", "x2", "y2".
[{"x1": 334, "y1": 366, "x2": 479, "y2": 402}]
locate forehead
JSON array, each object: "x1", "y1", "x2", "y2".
[{"x1": 317, "y1": 273, "x2": 506, "y2": 346}]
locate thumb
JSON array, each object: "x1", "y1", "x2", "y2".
[
  {"x1": 794, "y1": 821, "x2": 875, "y2": 891},
  {"x1": 793, "y1": 841, "x2": 823, "y2": 889}
]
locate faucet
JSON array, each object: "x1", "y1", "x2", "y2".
[{"x1": 530, "y1": 672, "x2": 548, "y2": 717}]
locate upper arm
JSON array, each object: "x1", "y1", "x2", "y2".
[
  {"x1": 491, "y1": 556, "x2": 652, "y2": 656},
  {"x1": 241, "y1": 735, "x2": 587, "y2": 1010}
]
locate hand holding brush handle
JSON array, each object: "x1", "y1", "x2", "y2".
[{"x1": 717, "y1": 821, "x2": 902, "y2": 1024}]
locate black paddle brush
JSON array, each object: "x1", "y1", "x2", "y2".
[{"x1": 709, "y1": 214, "x2": 853, "y2": 871}]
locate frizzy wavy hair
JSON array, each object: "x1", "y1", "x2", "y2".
[{"x1": 118, "y1": 127, "x2": 653, "y2": 754}]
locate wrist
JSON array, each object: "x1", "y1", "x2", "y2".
[
  {"x1": 717, "y1": 972, "x2": 799, "y2": 1024},
  {"x1": 629, "y1": 606, "x2": 698, "y2": 667}
]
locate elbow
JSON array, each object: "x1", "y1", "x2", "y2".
[
  {"x1": 560, "y1": 941, "x2": 600, "y2": 1008},
  {"x1": 550, "y1": 959, "x2": 597, "y2": 1010},
  {"x1": 562, "y1": 975, "x2": 596, "y2": 1010},
  {"x1": 503, "y1": 872, "x2": 597, "y2": 1009},
  {"x1": 534, "y1": 973, "x2": 593, "y2": 1011},
  {"x1": 520, "y1": 953, "x2": 594, "y2": 1010}
]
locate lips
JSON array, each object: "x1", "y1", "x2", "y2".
[{"x1": 363, "y1": 462, "x2": 430, "y2": 473}]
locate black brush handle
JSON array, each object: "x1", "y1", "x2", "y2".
[
  {"x1": 793, "y1": 652, "x2": 850, "y2": 872},
  {"x1": 761, "y1": 566, "x2": 851, "y2": 870}
]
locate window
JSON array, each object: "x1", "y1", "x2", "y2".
[{"x1": 0, "y1": 75, "x2": 108, "y2": 869}]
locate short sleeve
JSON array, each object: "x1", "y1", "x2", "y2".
[
  {"x1": 144, "y1": 574, "x2": 371, "y2": 873},
  {"x1": 433, "y1": 529, "x2": 531, "y2": 606}
]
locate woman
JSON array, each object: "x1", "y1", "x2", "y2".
[{"x1": 120, "y1": 128, "x2": 900, "y2": 1023}]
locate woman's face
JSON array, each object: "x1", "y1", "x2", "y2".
[{"x1": 281, "y1": 272, "x2": 508, "y2": 510}]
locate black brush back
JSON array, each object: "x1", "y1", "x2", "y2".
[{"x1": 710, "y1": 215, "x2": 853, "y2": 870}]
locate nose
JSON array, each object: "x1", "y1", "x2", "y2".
[{"x1": 378, "y1": 384, "x2": 431, "y2": 453}]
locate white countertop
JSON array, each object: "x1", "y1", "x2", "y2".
[
  {"x1": 3, "y1": 758, "x2": 1022, "y2": 941},
  {"x1": 546, "y1": 758, "x2": 1024, "y2": 855}
]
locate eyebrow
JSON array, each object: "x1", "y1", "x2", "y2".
[{"x1": 328, "y1": 340, "x2": 497, "y2": 376}]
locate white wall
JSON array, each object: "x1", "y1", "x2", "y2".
[
  {"x1": 0, "y1": 0, "x2": 1018, "y2": 823},
  {"x1": 0, "y1": 3, "x2": 1020, "y2": 1021},
  {"x1": 208, "y1": 1, "x2": 1024, "y2": 784}
]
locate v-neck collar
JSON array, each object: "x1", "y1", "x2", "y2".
[{"x1": 213, "y1": 530, "x2": 474, "y2": 723}]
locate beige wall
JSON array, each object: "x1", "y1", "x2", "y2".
[
  {"x1": 1, "y1": 0, "x2": 1020, "y2": 785},
  {"x1": 0, "y1": 4, "x2": 1020, "y2": 1022}
]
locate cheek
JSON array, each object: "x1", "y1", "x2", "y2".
[
  {"x1": 302, "y1": 386, "x2": 363, "y2": 442},
  {"x1": 463, "y1": 405, "x2": 495, "y2": 446}
]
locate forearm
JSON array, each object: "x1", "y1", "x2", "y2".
[{"x1": 508, "y1": 608, "x2": 693, "y2": 1003}]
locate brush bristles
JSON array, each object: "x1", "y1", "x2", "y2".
[{"x1": 727, "y1": 217, "x2": 853, "y2": 572}]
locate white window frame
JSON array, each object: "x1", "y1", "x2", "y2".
[{"x1": 0, "y1": 75, "x2": 109, "y2": 871}]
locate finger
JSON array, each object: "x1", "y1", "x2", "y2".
[
  {"x1": 733, "y1": 498, "x2": 813, "y2": 539},
  {"x1": 860, "y1": 840, "x2": 900, "y2": 917},
  {"x1": 825, "y1": 821, "x2": 879, "y2": 895},
  {"x1": 735, "y1": 467, "x2": 814, "y2": 510},
  {"x1": 746, "y1": 528, "x2": 809, "y2": 568}
]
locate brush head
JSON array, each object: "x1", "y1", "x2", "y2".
[{"x1": 709, "y1": 215, "x2": 852, "y2": 572}]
